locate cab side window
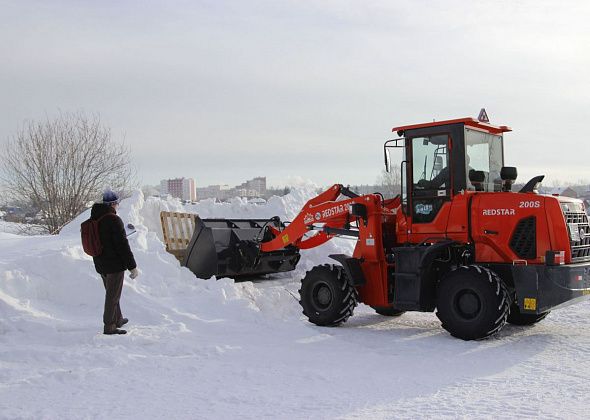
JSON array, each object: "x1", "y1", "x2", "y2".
[
  {"x1": 412, "y1": 135, "x2": 449, "y2": 191},
  {"x1": 411, "y1": 134, "x2": 450, "y2": 223}
]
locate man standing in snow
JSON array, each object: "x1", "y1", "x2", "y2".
[{"x1": 91, "y1": 189, "x2": 139, "y2": 335}]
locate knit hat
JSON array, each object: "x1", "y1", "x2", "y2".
[{"x1": 102, "y1": 189, "x2": 120, "y2": 205}]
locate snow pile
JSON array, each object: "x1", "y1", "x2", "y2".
[
  {"x1": 3, "y1": 187, "x2": 590, "y2": 419},
  {"x1": 1, "y1": 186, "x2": 355, "y2": 336},
  {"x1": 5, "y1": 186, "x2": 351, "y2": 335}
]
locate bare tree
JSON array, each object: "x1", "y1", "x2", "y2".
[
  {"x1": 377, "y1": 164, "x2": 401, "y2": 198},
  {"x1": 1, "y1": 112, "x2": 135, "y2": 234}
]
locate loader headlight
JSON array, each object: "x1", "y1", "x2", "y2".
[{"x1": 568, "y1": 223, "x2": 581, "y2": 242}]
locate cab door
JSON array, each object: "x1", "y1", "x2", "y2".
[{"x1": 408, "y1": 134, "x2": 453, "y2": 234}]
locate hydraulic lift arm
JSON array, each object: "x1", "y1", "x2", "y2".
[{"x1": 260, "y1": 184, "x2": 385, "y2": 252}]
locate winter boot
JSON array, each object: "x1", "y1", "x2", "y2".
[
  {"x1": 104, "y1": 325, "x2": 127, "y2": 335},
  {"x1": 116, "y1": 318, "x2": 129, "y2": 328}
]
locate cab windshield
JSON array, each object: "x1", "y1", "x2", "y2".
[{"x1": 464, "y1": 128, "x2": 504, "y2": 192}]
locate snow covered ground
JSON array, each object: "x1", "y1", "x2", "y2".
[{"x1": 2, "y1": 187, "x2": 590, "y2": 419}]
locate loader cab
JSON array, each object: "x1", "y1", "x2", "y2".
[{"x1": 385, "y1": 118, "x2": 512, "y2": 225}]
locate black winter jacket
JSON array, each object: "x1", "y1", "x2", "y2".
[{"x1": 90, "y1": 203, "x2": 137, "y2": 275}]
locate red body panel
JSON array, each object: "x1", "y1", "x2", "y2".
[
  {"x1": 471, "y1": 193, "x2": 547, "y2": 263},
  {"x1": 395, "y1": 194, "x2": 470, "y2": 246},
  {"x1": 470, "y1": 193, "x2": 570, "y2": 263},
  {"x1": 352, "y1": 197, "x2": 396, "y2": 307},
  {"x1": 393, "y1": 192, "x2": 571, "y2": 265}
]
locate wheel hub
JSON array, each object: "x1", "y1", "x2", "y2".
[
  {"x1": 312, "y1": 283, "x2": 333, "y2": 310},
  {"x1": 455, "y1": 290, "x2": 481, "y2": 320}
]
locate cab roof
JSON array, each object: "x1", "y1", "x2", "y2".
[{"x1": 392, "y1": 117, "x2": 512, "y2": 135}]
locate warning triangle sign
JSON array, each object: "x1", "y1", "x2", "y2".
[{"x1": 478, "y1": 108, "x2": 489, "y2": 123}]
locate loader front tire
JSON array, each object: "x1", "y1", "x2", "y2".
[
  {"x1": 299, "y1": 264, "x2": 358, "y2": 327},
  {"x1": 507, "y1": 302, "x2": 550, "y2": 325},
  {"x1": 436, "y1": 265, "x2": 510, "y2": 340}
]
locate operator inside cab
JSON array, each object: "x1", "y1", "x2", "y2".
[
  {"x1": 413, "y1": 134, "x2": 450, "y2": 191},
  {"x1": 417, "y1": 152, "x2": 475, "y2": 191},
  {"x1": 411, "y1": 134, "x2": 450, "y2": 223}
]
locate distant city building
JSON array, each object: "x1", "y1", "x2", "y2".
[
  {"x1": 195, "y1": 177, "x2": 267, "y2": 201},
  {"x1": 234, "y1": 188, "x2": 259, "y2": 198},
  {"x1": 236, "y1": 177, "x2": 266, "y2": 196},
  {"x1": 160, "y1": 177, "x2": 197, "y2": 201},
  {"x1": 195, "y1": 184, "x2": 232, "y2": 201}
]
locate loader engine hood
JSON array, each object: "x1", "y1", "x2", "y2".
[{"x1": 470, "y1": 193, "x2": 589, "y2": 264}]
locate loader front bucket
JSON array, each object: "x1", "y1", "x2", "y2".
[{"x1": 182, "y1": 216, "x2": 300, "y2": 279}]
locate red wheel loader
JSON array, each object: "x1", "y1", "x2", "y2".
[{"x1": 183, "y1": 115, "x2": 590, "y2": 340}]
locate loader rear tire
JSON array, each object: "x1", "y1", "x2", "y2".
[
  {"x1": 436, "y1": 265, "x2": 509, "y2": 340},
  {"x1": 371, "y1": 306, "x2": 405, "y2": 317},
  {"x1": 507, "y1": 303, "x2": 550, "y2": 325},
  {"x1": 299, "y1": 264, "x2": 358, "y2": 327}
]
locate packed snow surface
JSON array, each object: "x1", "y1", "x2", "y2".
[{"x1": 2, "y1": 186, "x2": 590, "y2": 419}]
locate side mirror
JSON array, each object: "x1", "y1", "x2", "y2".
[
  {"x1": 500, "y1": 166, "x2": 517, "y2": 192},
  {"x1": 383, "y1": 138, "x2": 405, "y2": 173}
]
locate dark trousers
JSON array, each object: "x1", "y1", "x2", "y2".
[{"x1": 101, "y1": 272, "x2": 124, "y2": 328}]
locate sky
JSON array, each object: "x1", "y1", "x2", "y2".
[{"x1": 1, "y1": 0, "x2": 589, "y2": 189}]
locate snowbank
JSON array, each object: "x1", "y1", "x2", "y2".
[{"x1": 1, "y1": 187, "x2": 354, "y2": 337}]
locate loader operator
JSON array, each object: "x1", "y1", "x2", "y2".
[
  {"x1": 417, "y1": 154, "x2": 474, "y2": 190},
  {"x1": 91, "y1": 189, "x2": 139, "y2": 335},
  {"x1": 417, "y1": 167, "x2": 449, "y2": 190}
]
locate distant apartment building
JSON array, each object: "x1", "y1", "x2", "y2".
[
  {"x1": 195, "y1": 184, "x2": 232, "y2": 201},
  {"x1": 237, "y1": 177, "x2": 266, "y2": 197},
  {"x1": 160, "y1": 177, "x2": 197, "y2": 201},
  {"x1": 234, "y1": 188, "x2": 259, "y2": 198},
  {"x1": 195, "y1": 177, "x2": 267, "y2": 201}
]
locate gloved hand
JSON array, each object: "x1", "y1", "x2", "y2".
[
  {"x1": 129, "y1": 268, "x2": 139, "y2": 279},
  {"x1": 417, "y1": 179, "x2": 430, "y2": 189}
]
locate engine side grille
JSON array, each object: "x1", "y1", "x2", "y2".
[
  {"x1": 510, "y1": 216, "x2": 537, "y2": 260},
  {"x1": 564, "y1": 211, "x2": 590, "y2": 262}
]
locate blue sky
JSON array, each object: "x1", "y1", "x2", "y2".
[{"x1": 1, "y1": 0, "x2": 589, "y2": 188}]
